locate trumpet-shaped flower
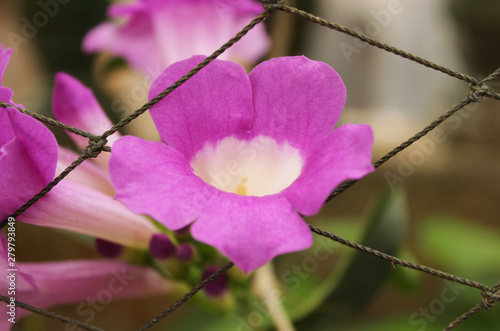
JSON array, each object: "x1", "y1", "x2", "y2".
[
  {"x1": 0, "y1": 234, "x2": 172, "y2": 329},
  {"x1": 52, "y1": 72, "x2": 122, "y2": 171},
  {"x1": 0, "y1": 46, "x2": 156, "y2": 248},
  {"x1": 109, "y1": 56, "x2": 375, "y2": 272},
  {"x1": 83, "y1": 0, "x2": 270, "y2": 75}
]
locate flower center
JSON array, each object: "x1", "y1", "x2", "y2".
[{"x1": 191, "y1": 136, "x2": 304, "y2": 197}]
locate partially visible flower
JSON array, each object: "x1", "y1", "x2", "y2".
[
  {"x1": 52, "y1": 72, "x2": 122, "y2": 170},
  {"x1": 0, "y1": 46, "x2": 156, "y2": 248},
  {"x1": 0, "y1": 234, "x2": 173, "y2": 329},
  {"x1": 83, "y1": 0, "x2": 270, "y2": 75},
  {"x1": 109, "y1": 56, "x2": 375, "y2": 272}
]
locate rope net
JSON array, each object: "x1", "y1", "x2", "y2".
[{"x1": 1, "y1": 0, "x2": 499, "y2": 330}]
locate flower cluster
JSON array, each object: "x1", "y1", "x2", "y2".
[
  {"x1": 0, "y1": 45, "x2": 174, "y2": 325},
  {"x1": 0, "y1": 233, "x2": 172, "y2": 330},
  {"x1": 1, "y1": 0, "x2": 375, "y2": 326},
  {"x1": 1, "y1": 71, "x2": 157, "y2": 248}
]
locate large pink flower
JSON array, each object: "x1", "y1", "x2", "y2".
[
  {"x1": 83, "y1": 0, "x2": 270, "y2": 75},
  {"x1": 0, "y1": 234, "x2": 172, "y2": 329},
  {"x1": 0, "y1": 46, "x2": 156, "y2": 248},
  {"x1": 109, "y1": 56, "x2": 375, "y2": 272}
]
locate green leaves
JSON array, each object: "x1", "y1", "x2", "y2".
[
  {"x1": 279, "y1": 188, "x2": 410, "y2": 330},
  {"x1": 417, "y1": 215, "x2": 500, "y2": 283}
]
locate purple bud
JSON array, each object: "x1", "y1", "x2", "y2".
[
  {"x1": 149, "y1": 233, "x2": 175, "y2": 260},
  {"x1": 176, "y1": 243, "x2": 194, "y2": 261},
  {"x1": 95, "y1": 238, "x2": 124, "y2": 258},
  {"x1": 202, "y1": 266, "x2": 229, "y2": 297}
]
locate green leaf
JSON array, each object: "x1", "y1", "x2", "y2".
[
  {"x1": 295, "y1": 188, "x2": 409, "y2": 330},
  {"x1": 347, "y1": 315, "x2": 435, "y2": 331},
  {"x1": 417, "y1": 215, "x2": 500, "y2": 281},
  {"x1": 274, "y1": 218, "x2": 362, "y2": 322},
  {"x1": 168, "y1": 306, "x2": 245, "y2": 331}
]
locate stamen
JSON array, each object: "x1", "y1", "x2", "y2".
[{"x1": 236, "y1": 177, "x2": 248, "y2": 196}]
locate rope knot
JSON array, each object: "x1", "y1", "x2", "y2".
[
  {"x1": 83, "y1": 136, "x2": 109, "y2": 158},
  {"x1": 480, "y1": 290, "x2": 500, "y2": 310},
  {"x1": 467, "y1": 83, "x2": 489, "y2": 102},
  {"x1": 261, "y1": 0, "x2": 284, "y2": 10}
]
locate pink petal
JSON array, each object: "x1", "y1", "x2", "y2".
[
  {"x1": 0, "y1": 108, "x2": 58, "y2": 219},
  {"x1": 0, "y1": 234, "x2": 36, "y2": 293},
  {"x1": 0, "y1": 87, "x2": 15, "y2": 106},
  {"x1": 283, "y1": 124, "x2": 375, "y2": 215},
  {"x1": 147, "y1": 0, "x2": 268, "y2": 65},
  {"x1": 83, "y1": 0, "x2": 269, "y2": 74},
  {"x1": 191, "y1": 194, "x2": 313, "y2": 273},
  {"x1": 0, "y1": 46, "x2": 21, "y2": 106},
  {"x1": 22, "y1": 260, "x2": 171, "y2": 304},
  {"x1": 249, "y1": 56, "x2": 346, "y2": 151},
  {"x1": 19, "y1": 179, "x2": 156, "y2": 248},
  {"x1": 0, "y1": 259, "x2": 172, "y2": 328},
  {"x1": 148, "y1": 56, "x2": 253, "y2": 160},
  {"x1": 109, "y1": 135, "x2": 219, "y2": 230},
  {"x1": 205, "y1": 0, "x2": 270, "y2": 63},
  {"x1": 228, "y1": 22, "x2": 270, "y2": 65},
  {"x1": 52, "y1": 72, "x2": 121, "y2": 169},
  {"x1": 108, "y1": 1, "x2": 146, "y2": 17},
  {"x1": 0, "y1": 46, "x2": 13, "y2": 85},
  {"x1": 83, "y1": 7, "x2": 164, "y2": 73},
  {"x1": 57, "y1": 147, "x2": 115, "y2": 196}
]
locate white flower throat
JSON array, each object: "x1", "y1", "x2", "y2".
[{"x1": 191, "y1": 136, "x2": 304, "y2": 196}]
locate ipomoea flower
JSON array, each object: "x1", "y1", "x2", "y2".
[
  {"x1": 0, "y1": 46, "x2": 156, "y2": 248},
  {"x1": 109, "y1": 56, "x2": 375, "y2": 272},
  {"x1": 83, "y1": 0, "x2": 270, "y2": 75},
  {"x1": 0, "y1": 234, "x2": 172, "y2": 329}
]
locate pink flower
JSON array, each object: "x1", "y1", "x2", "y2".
[
  {"x1": 109, "y1": 56, "x2": 375, "y2": 272},
  {"x1": 0, "y1": 46, "x2": 17, "y2": 106},
  {"x1": 0, "y1": 46, "x2": 156, "y2": 248},
  {"x1": 83, "y1": 0, "x2": 270, "y2": 75},
  {"x1": 0, "y1": 234, "x2": 172, "y2": 329},
  {"x1": 52, "y1": 72, "x2": 122, "y2": 172}
]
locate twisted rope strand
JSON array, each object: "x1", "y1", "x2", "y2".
[
  {"x1": 444, "y1": 281, "x2": 500, "y2": 330},
  {"x1": 276, "y1": 4, "x2": 478, "y2": 85},
  {"x1": 1, "y1": 1, "x2": 499, "y2": 330},
  {"x1": 100, "y1": 9, "x2": 275, "y2": 140},
  {"x1": 444, "y1": 304, "x2": 486, "y2": 331},
  {"x1": 327, "y1": 96, "x2": 476, "y2": 202},
  {"x1": 138, "y1": 262, "x2": 234, "y2": 331},
  {"x1": 308, "y1": 225, "x2": 489, "y2": 291},
  {"x1": 0, "y1": 153, "x2": 92, "y2": 229},
  {"x1": 0, "y1": 100, "x2": 97, "y2": 140},
  {"x1": 0, "y1": 6, "x2": 274, "y2": 327},
  {"x1": 0, "y1": 295, "x2": 103, "y2": 331}
]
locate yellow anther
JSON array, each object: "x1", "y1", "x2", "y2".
[{"x1": 236, "y1": 177, "x2": 248, "y2": 196}]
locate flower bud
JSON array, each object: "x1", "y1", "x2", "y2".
[
  {"x1": 201, "y1": 266, "x2": 229, "y2": 297},
  {"x1": 95, "y1": 238, "x2": 124, "y2": 258},
  {"x1": 176, "y1": 243, "x2": 195, "y2": 261},
  {"x1": 149, "y1": 233, "x2": 175, "y2": 260}
]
